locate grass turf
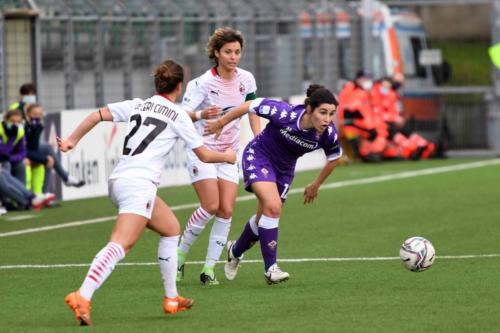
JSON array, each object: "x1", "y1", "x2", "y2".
[{"x1": 0, "y1": 158, "x2": 499, "y2": 332}]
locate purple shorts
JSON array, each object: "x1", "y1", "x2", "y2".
[{"x1": 241, "y1": 145, "x2": 294, "y2": 201}]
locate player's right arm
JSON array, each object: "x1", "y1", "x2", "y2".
[
  {"x1": 57, "y1": 107, "x2": 112, "y2": 152},
  {"x1": 182, "y1": 79, "x2": 221, "y2": 122},
  {"x1": 173, "y1": 109, "x2": 236, "y2": 164},
  {"x1": 203, "y1": 100, "x2": 253, "y2": 136},
  {"x1": 58, "y1": 98, "x2": 142, "y2": 152},
  {"x1": 204, "y1": 98, "x2": 290, "y2": 136},
  {"x1": 193, "y1": 146, "x2": 236, "y2": 164}
]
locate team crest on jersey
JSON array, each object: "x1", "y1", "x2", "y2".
[
  {"x1": 239, "y1": 81, "x2": 245, "y2": 95},
  {"x1": 192, "y1": 166, "x2": 199, "y2": 176},
  {"x1": 261, "y1": 168, "x2": 269, "y2": 177}
]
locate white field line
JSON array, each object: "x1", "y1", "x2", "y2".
[
  {"x1": 1, "y1": 253, "x2": 500, "y2": 269},
  {"x1": 1, "y1": 158, "x2": 499, "y2": 239},
  {"x1": 4, "y1": 215, "x2": 39, "y2": 221}
]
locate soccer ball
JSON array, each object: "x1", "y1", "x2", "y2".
[{"x1": 399, "y1": 236, "x2": 436, "y2": 272}]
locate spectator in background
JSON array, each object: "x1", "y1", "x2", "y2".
[
  {"x1": 24, "y1": 104, "x2": 51, "y2": 195},
  {"x1": 8, "y1": 83, "x2": 37, "y2": 120},
  {"x1": 0, "y1": 164, "x2": 55, "y2": 211},
  {"x1": 371, "y1": 76, "x2": 403, "y2": 139},
  {"x1": 337, "y1": 70, "x2": 387, "y2": 162},
  {"x1": 0, "y1": 109, "x2": 27, "y2": 184},
  {"x1": 11, "y1": 84, "x2": 85, "y2": 192},
  {"x1": 26, "y1": 104, "x2": 85, "y2": 193},
  {"x1": 372, "y1": 75, "x2": 436, "y2": 160}
]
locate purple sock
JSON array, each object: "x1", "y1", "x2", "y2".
[
  {"x1": 232, "y1": 221, "x2": 259, "y2": 258},
  {"x1": 258, "y1": 227, "x2": 278, "y2": 271}
]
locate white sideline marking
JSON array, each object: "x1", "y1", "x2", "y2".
[
  {"x1": 0, "y1": 159, "x2": 499, "y2": 239},
  {"x1": 1, "y1": 253, "x2": 500, "y2": 269},
  {"x1": 4, "y1": 214, "x2": 39, "y2": 221}
]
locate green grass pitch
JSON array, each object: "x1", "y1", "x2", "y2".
[{"x1": 0, "y1": 158, "x2": 499, "y2": 332}]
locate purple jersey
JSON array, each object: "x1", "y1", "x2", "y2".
[{"x1": 248, "y1": 98, "x2": 342, "y2": 170}]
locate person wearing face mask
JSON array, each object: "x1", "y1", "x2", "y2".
[
  {"x1": 8, "y1": 83, "x2": 37, "y2": 120},
  {"x1": 24, "y1": 104, "x2": 50, "y2": 196},
  {"x1": 24, "y1": 104, "x2": 85, "y2": 195},
  {"x1": 371, "y1": 76, "x2": 410, "y2": 160},
  {"x1": 8, "y1": 84, "x2": 85, "y2": 192},
  {"x1": 0, "y1": 109, "x2": 28, "y2": 184},
  {"x1": 371, "y1": 75, "x2": 436, "y2": 160},
  {"x1": 0, "y1": 109, "x2": 55, "y2": 210},
  {"x1": 371, "y1": 77, "x2": 402, "y2": 139},
  {"x1": 337, "y1": 70, "x2": 386, "y2": 162}
]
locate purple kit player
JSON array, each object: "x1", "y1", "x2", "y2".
[{"x1": 204, "y1": 84, "x2": 342, "y2": 284}]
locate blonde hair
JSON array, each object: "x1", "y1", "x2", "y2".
[{"x1": 206, "y1": 27, "x2": 244, "y2": 64}]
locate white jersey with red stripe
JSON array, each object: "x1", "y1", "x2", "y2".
[
  {"x1": 182, "y1": 67, "x2": 257, "y2": 152},
  {"x1": 107, "y1": 94, "x2": 204, "y2": 184}
]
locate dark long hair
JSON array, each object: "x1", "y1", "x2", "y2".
[{"x1": 304, "y1": 84, "x2": 338, "y2": 110}]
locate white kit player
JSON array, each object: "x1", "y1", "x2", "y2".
[
  {"x1": 58, "y1": 60, "x2": 236, "y2": 326},
  {"x1": 177, "y1": 27, "x2": 261, "y2": 285}
]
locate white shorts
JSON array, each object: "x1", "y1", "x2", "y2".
[
  {"x1": 108, "y1": 178, "x2": 157, "y2": 219},
  {"x1": 186, "y1": 150, "x2": 239, "y2": 184}
]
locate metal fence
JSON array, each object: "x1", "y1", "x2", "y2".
[
  {"x1": 1, "y1": 0, "x2": 367, "y2": 110},
  {"x1": 1, "y1": 0, "x2": 499, "y2": 152}
]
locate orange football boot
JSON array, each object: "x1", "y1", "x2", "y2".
[
  {"x1": 163, "y1": 295, "x2": 194, "y2": 314},
  {"x1": 65, "y1": 290, "x2": 92, "y2": 326}
]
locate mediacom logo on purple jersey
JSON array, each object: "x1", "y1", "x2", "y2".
[{"x1": 279, "y1": 128, "x2": 318, "y2": 150}]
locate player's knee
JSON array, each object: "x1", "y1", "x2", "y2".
[
  {"x1": 163, "y1": 225, "x2": 180, "y2": 237},
  {"x1": 201, "y1": 201, "x2": 219, "y2": 215},
  {"x1": 263, "y1": 203, "x2": 281, "y2": 218},
  {"x1": 216, "y1": 205, "x2": 233, "y2": 219}
]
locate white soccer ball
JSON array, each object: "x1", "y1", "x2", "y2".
[{"x1": 399, "y1": 236, "x2": 436, "y2": 272}]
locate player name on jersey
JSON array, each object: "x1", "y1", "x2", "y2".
[{"x1": 138, "y1": 101, "x2": 179, "y2": 122}]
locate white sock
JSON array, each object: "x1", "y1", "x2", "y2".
[
  {"x1": 158, "y1": 235, "x2": 179, "y2": 298},
  {"x1": 249, "y1": 215, "x2": 259, "y2": 235},
  {"x1": 179, "y1": 207, "x2": 213, "y2": 254},
  {"x1": 79, "y1": 242, "x2": 125, "y2": 301},
  {"x1": 205, "y1": 216, "x2": 231, "y2": 267}
]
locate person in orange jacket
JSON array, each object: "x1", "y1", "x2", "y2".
[
  {"x1": 372, "y1": 74, "x2": 436, "y2": 160},
  {"x1": 337, "y1": 70, "x2": 387, "y2": 162}
]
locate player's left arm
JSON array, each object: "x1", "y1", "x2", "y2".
[
  {"x1": 303, "y1": 159, "x2": 339, "y2": 205},
  {"x1": 57, "y1": 107, "x2": 112, "y2": 152},
  {"x1": 303, "y1": 127, "x2": 342, "y2": 204}
]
